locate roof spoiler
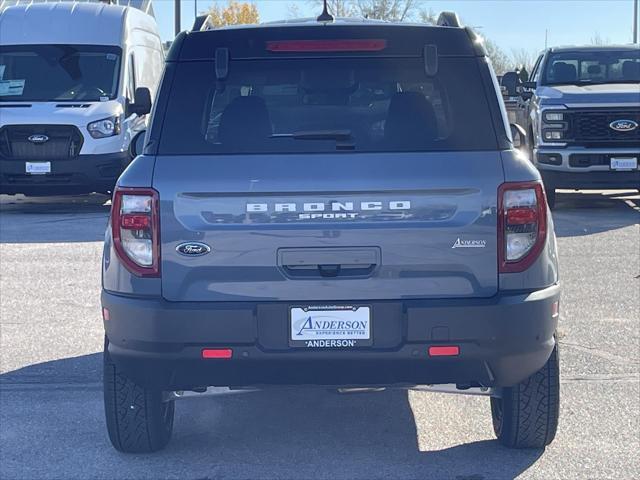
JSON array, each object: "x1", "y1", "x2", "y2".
[
  {"x1": 437, "y1": 12, "x2": 462, "y2": 28},
  {"x1": 192, "y1": 14, "x2": 215, "y2": 31}
]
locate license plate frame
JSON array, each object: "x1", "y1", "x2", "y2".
[
  {"x1": 25, "y1": 162, "x2": 51, "y2": 175},
  {"x1": 610, "y1": 157, "x2": 638, "y2": 171},
  {"x1": 289, "y1": 305, "x2": 372, "y2": 348}
]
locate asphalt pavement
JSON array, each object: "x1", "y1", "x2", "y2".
[{"x1": 0, "y1": 190, "x2": 638, "y2": 480}]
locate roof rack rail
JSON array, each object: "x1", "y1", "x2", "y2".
[
  {"x1": 192, "y1": 14, "x2": 215, "y2": 31},
  {"x1": 437, "y1": 11, "x2": 461, "y2": 28}
]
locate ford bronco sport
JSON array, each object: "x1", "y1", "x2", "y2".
[
  {"x1": 101, "y1": 11, "x2": 561, "y2": 453},
  {"x1": 517, "y1": 45, "x2": 640, "y2": 208}
]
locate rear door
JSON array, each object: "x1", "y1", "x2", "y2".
[{"x1": 153, "y1": 34, "x2": 506, "y2": 303}]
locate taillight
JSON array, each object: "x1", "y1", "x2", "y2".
[
  {"x1": 498, "y1": 182, "x2": 547, "y2": 273},
  {"x1": 111, "y1": 187, "x2": 160, "y2": 277}
]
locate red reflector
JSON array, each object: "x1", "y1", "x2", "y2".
[
  {"x1": 551, "y1": 301, "x2": 559, "y2": 318},
  {"x1": 428, "y1": 345, "x2": 460, "y2": 357},
  {"x1": 266, "y1": 39, "x2": 387, "y2": 52},
  {"x1": 102, "y1": 307, "x2": 110, "y2": 321},
  {"x1": 506, "y1": 207, "x2": 537, "y2": 225},
  {"x1": 202, "y1": 348, "x2": 233, "y2": 359},
  {"x1": 121, "y1": 213, "x2": 150, "y2": 230}
]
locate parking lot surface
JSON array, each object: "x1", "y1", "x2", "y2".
[{"x1": 1, "y1": 190, "x2": 639, "y2": 480}]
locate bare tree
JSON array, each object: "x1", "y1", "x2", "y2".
[
  {"x1": 590, "y1": 32, "x2": 610, "y2": 45},
  {"x1": 510, "y1": 47, "x2": 537, "y2": 73},
  {"x1": 354, "y1": 0, "x2": 419, "y2": 21},
  {"x1": 484, "y1": 38, "x2": 511, "y2": 75}
]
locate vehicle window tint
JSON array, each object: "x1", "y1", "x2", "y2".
[
  {"x1": 159, "y1": 57, "x2": 498, "y2": 154},
  {"x1": 0, "y1": 44, "x2": 121, "y2": 102},
  {"x1": 542, "y1": 50, "x2": 640, "y2": 85}
]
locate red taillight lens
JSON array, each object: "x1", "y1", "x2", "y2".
[
  {"x1": 498, "y1": 182, "x2": 547, "y2": 273},
  {"x1": 111, "y1": 187, "x2": 160, "y2": 277},
  {"x1": 266, "y1": 39, "x2": 387, "y2": 52}
]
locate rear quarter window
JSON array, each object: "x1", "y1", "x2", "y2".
[{"x1": 158, "y1": 56, "x2": 498, "y2": 154}]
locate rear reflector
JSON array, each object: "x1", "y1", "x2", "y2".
[
  {"x1": 121, "y1": 213, "x2": 151, "y2": 230},
  {"x1": 551, "y1": 301, "x2": 559, "y2": 318},
  {"x1": 202, "y1": 348, "x2": 233, "y2": 359},
  {"x1": 266, "y1": 39, "x2": 387, "y2": 52},
  {"x1": 428, "y1": 345, "x2": 460, "y2": 357},
  {"x1": 102, "y1": 307, "x2": 110, "y2": 321}
]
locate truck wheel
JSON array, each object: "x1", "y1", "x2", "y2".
[
  {"x1": 490, "y1": 343, "x2": 559, "y2": 449},
  {"x1": 545, "y1": 187, "x2": 556, "y2": 210},
  {"x1": 103, "y1": 338, "x2": 174, "y2": 453}
]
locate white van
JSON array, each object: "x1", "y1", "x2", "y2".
[{"x1": 0, "y1": 2, "x2": 164, "y2": 195}]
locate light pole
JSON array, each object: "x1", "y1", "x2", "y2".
[
  {"x1": 174, "y1": 0, "x2": 181, "y2": 38},
  {"x1": 633, "y1": 0, "x2": 638, "y2": 43}
]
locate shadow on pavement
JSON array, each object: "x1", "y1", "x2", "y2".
[
  {"x1": 0, "y1": 193, "x2": 111, "y2": 243},
  {"x1": 552, "y1": 190, "x2": 639, "y2": 238},
  {"x1": 1, "y1": 353, "x2": 543, "y2": 480}
]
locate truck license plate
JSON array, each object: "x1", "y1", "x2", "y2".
[
  {"x1": 610, "y1": 157, "x2": 637, "y2": 171},
  {"x1": 25, "y1": 162, "x2": 51, "y2": 175},
  {"x1": 289, "y1": 305, "x2": 372, "y2": 348}
]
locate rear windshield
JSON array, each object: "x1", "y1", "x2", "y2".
[{"x1": 159, "y1": 57, "x2": 498, "y2": 154}]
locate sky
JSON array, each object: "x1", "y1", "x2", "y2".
[{"x1": 153, "y1": 0, "x2": 639, "y2": 56}]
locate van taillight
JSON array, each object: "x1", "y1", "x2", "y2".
[
  {"x1": 111, "y1": 187, "x2": 160, "y2": 277},
  {"x1": 498, "y1": 182, "x2": 547, "y2": 273}
]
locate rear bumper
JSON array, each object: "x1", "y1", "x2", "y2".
[
  {"x1": 102, "y1": 285, "x2": 560, "y2": 390},
  {"x1": 0, "y1": 152, "x2": 128, "y2": 195}
]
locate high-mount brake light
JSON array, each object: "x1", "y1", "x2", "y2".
[
  {"x1": 498, "y1": 182, "x2": 547, "y2": 273},
  {"x1": 111, "y1": 187, "x2": 160, "y2": 277},
  {"x1": 266, "y1": 39, "x2": 387, "y2": 53}
]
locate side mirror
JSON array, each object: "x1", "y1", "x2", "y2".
[
  {"x1": 522, "y1": 81, "x2": 536, "y2": 89},
  {"x1": 510, "y1": 123, "x2": 527, "y2": 149},
  {"x1": 129, "y1": 130, "x2": 147, "y2": 158},
  {"x1": 500, "y1": 71, "x2": 520, "y2": 97},
  {"x1": 130, "y1": 87, "x2": 152, "y2": 116}
]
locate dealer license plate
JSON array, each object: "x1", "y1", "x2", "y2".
[
  {"x1": 289, "y1": 305, "x2": 372, "y2": 348},
  {"x1": 25, "y1": 162, "x2": 51, "y2": 175},
  {"x1": 610, "y1": 157, "x2": 637, "y2": 171}
]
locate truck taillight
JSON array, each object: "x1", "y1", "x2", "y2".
[
  {"x1": 111, "y1": 187, "x2": 160, "y2": 277},
  {"x1": 498, "y1": 182, "x2": 547, "y2": 273}
]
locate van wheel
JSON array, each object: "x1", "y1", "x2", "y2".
[
  {"x1": 103, "y1": 338, "x2": 174, "y2": 453},
  {"x1": 545, "y1": 186, "x2": 556, "y2": 210},
  {"x1": 490, "y1": 343, "x2": 560, "y2": 449}
]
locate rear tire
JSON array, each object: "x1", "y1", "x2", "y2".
[
  {"x1": 103, "y1": 338, "x2": 174, "y2": 453},
  {"x1": 490, "y1": 343, "x2": 560, "y2": 449}
]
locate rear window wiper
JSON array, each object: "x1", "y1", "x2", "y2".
[{"x1": 271, "y1": 130, "x2": 355, "y2": 150}]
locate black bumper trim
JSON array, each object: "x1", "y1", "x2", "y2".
[
  {"x1": 102, "y1": 286, "x2": 560, "y2": 390},
  {"x1": 540, "y1": 169, "x2": 640, "y2": 190},
  {"x1": 0, "y1": 151, "x2": 129, "y2": 195}
]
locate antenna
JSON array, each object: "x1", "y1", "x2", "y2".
[{"x1": 317, "y1": 0, "x2": 334, "y2": 22}]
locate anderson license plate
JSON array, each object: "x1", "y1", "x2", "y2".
[
  {"x1": 610, "y1": 157, "x2": 637, "y2": 171},
  {"x1": 25, "y1": 162, "x2": 51, "y2": 175},
  {"x1": 289, "y1": 305, "x2": 372, "y2": 348}
]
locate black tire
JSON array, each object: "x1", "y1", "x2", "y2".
[
  {"x1": 545, "y1": 186, "x2": 556, "y2": 210},
  {"x1": 103, "y1": 338, "x2": 174, "y2": 453},
  {"x1": 490, "y1": 344, "x2": 560, "y2": 449}
]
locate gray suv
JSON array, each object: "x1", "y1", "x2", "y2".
[
  {"x1": 518, "y1": 45, "x2": 640, "y2": 208},
  {"x1": 101, "y1": 12, "x2": 561, "y2": 453}
]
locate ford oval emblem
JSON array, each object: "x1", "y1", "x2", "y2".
[
  {"x1": 176, "y1": 242, "x2": 211, "y2": 256},
  {"x1": 609, "y1": 120, "x2": 638, "y2": 132},
  {"x1": 28, "y1": 134, "x2": 49, "y2": 144}
]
